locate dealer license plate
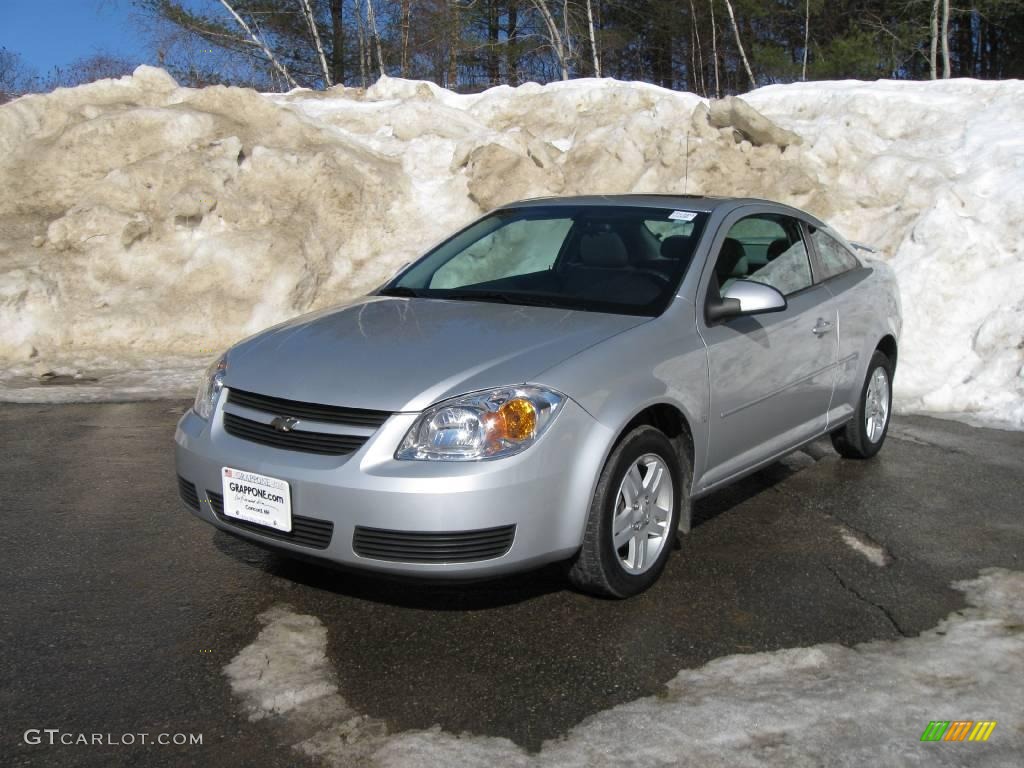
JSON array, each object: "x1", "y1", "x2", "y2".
[{"x1": 221, "y1": 467, "x2": 292, "y2": 533}]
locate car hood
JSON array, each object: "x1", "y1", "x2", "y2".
[{"x1": 224, "y1": 296, "x2": 649, "y2": 412}]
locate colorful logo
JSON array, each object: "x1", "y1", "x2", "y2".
[{"x1": 920, "y1": 721, "x2": 997, "y2": 742}]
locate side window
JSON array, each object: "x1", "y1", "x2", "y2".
[
  {"x1": 430, "y1": 218, "x2": 571, "y2": 289},
  {"x1": 811, "y1": 229, "x2": 861, "y2": 281},
  {"x1": 713, "y1": 214, "x2": 812, "y2": 298}
]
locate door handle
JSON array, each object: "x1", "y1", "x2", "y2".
[{"x1": 812, "y1": 319, "x2": 834, "y2": 337}]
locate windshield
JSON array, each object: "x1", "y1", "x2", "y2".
[{"x1": 381, "y1": 205, "x2": 708, "y2": 316}]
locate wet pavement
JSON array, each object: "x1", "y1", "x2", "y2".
[{"x1": 1, "y1": 401, "x2": 1022, "y2": 766}]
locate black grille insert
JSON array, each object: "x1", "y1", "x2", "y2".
[
  {"x1": 223, "y1": 412, "x2": 367, "y2": 456},
  {"x1": 227, "y1": 388, "x2": 392, "y2": 429},
  {"x1": 207, "y1": 491, "x2": 333, "y2": 550},
  {"x1": 177, "y1": 476, "x2": 199, "y2": 510},
  {"x1": 353, "y1": 525, "x2": 516, "y2": 563}
]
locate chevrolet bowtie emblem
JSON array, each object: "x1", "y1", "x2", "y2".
[{"x1": 270, "y1": 416, "x2": 300, "y2": 433}]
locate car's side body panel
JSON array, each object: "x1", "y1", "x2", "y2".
[{"x1": 823, "y1": 261, "x2": 902, "y2": 424}]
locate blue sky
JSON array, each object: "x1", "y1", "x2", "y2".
[{"x1": 2, "y1": 1, "x2": 151, "y2": 75}]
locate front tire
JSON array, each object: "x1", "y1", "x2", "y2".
[
  {"x1": 568, "y1": 426, "x2": 685, "y2": 598},
  {"x1": 831, "y1": 350, "x2": 893, "y2": 459}
]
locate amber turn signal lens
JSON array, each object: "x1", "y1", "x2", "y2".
[{"x1": 483, "y1": 398, "x2": 538, "y2": 446}]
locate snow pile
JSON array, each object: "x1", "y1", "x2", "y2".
[
  {"x1": 226, "y1": 569, "x2": 1024, "y2": 766},
  {"x1": 0, "y1": 69, "x2": 1021, "y2": 426}
]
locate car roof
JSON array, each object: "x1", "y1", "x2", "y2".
[{"x1": 498, "y1": 194, "x2": 825, "y2": 225}]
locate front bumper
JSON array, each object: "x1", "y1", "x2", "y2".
[{"x1": 174, "y1": 390, "x2": 612, "y2": 578}]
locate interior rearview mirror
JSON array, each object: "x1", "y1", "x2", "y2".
[{"x1": 706, "y1": 280, "x2": 787, "y2": 322}]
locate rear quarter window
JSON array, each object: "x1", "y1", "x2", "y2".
[{"x1": 811, "y1": 229, "x2": 862, "y2": 281}]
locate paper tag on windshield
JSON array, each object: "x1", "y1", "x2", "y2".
[{"x1": 668, "y1": 210, "x2": 697, "y2": 221}]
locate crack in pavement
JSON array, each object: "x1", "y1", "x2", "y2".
[{"x1": 826, "y1": 565, "x2": 908, "y2": 637}]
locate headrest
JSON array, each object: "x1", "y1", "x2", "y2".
[
  {"x1": 766, "y1": 238, "x2": 790, "y2": 262},
  {"x1": 660, "y1": 235, "x2": 692, "y2": 260},
  {"x1": 716, "y1": 238, "x2": 746, "y2": 280},
  {"x1": 579, "y1": 231, "x2": 629, "y2": 268}
]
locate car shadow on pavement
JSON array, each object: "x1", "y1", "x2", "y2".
[
  {"x1": 690, "y1": 441, "x2": 830, "y2": 528},
  {"x1": 212, "y1": 530, "x2": 570, "y2": 610},
  {"x1": 210, "y1": 442, "x2": 830, "y2": 611}
]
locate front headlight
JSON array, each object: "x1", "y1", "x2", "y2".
[
  {"x1": 396, "y1": 385, "x2": 565, "y2": 461},
  {"x1": 193, "y1": 354, "x2": 227, "y2": 420}
]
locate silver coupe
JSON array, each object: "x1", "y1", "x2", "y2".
[{"x1": 175, "y1": 196, "x2": 901, "y2": 597}]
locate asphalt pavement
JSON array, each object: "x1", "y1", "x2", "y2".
[{"x1": 1, "y1": 401, "x2": 1021, "y2": 766}]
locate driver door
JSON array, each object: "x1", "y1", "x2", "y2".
[{"x1": 698, "y1": 211, "x2": 838, "y2": 491}]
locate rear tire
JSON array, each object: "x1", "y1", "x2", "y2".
[
  {"x1": 831, "y1": 350, "x2": 893, "y2": 460},
  {"x1": 568, "y1": 426, "x2": 685, "y2": 598}
]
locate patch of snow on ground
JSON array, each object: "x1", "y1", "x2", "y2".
[
  {"x1": 838, "y1": 526, "x2": 890, "y2": 567},
  {"x1": 226, "y1": 569, "x2": 1024, "y2": 767},
  {"x1": 1, "y1": 70, "x2": 1021, "y2": 427}
]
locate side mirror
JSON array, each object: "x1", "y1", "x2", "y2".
[{"x1": 706, "y1": 280, "x2": 787, "y2": 322}]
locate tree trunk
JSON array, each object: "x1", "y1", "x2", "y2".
[
  {"x1": 710, "y1": 0, "x2": 720, "y2": 97},
  {"x1": 930, "y1": 0, "x2": 939, "y2": 79},
  {"x1": 801, "y1": 0, "x2": 809, "y2": 81},
  {"x1": 330, "y1": 0, "x2": 345, "y2": 85},
  {"x1": 217, "y1": 0, "x2": 299, "y2": 89},
  {"x1": 447, "y1": 0, "x2": 459, "y2": 88},
  {"x1": 354, "y1": 0, "x2": 368, "y2": 86},
  {"x1": 401, "y1": 0, "x2": 411, "y2": 77},
  {"x1": 506, "y1": 1, "x2": 520, "y2": 84},
  {"x1": 586, "y1": 0, "x2": 600, "y2": 77},
  {"x1": 941, "y1": 0, "x2": 951, "y2": 78},
  {"x1": 299, "y1": 0, "x2": 332, "y2": 86},
  {"x1": 689, "y1": 0, "x2": 705, "y2": 96},
  {"x1": 366, "y1": 0, "x2": 385, "y2": 78},
  {"x1": 531, "y1": 0, "x2": 569, "y2": 80},
  {"x1": 722, "y1": 0, "x2": 755, "y2": 89},
  {"x1": 487, "y1": 1, "x2": 500, "y2": 85}
]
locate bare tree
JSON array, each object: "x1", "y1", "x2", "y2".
[
  {"x1": 709, "y1": 0, "x2": 720, "y2": 97},
  {"x1": 802, "y1": 0, "x2": 810, "y2": 81},
  {"x1": 689, "y1": 0, "x2": 706, "y2": 95},
  {"x1": 365, "y1": 0, "x2": 386, "y2": 77},
  {"x1": 447, "y1": 0, "x2": 459, "y2": 88},
  {"x1": 929, "y1": 0, "x2": 939, "y2": 79},
  {"x1": 400, "y1": 0, "x2": 412, "y2": 77},
  {"x1": 941, "y1": 0, "x2": 951, "y2": 78},
  {"x1": 298, "y1": 0, "x2": 332, "y2": 85},
  {"x1": 354, "y1": 0, "x2": 368, "y2": 85},
  {"x1": 330, "y1": 0, "x2": 345, "y2": 84},
  {"x1": 722, "y1": 0, "x2": 755, "y2": 89},
  {"x1": 217, "y1": 0, "x2": 299, "y2": 88},
  {"x1": 585, "y1": 0, "x2": 600, "y2": 77},
  {"x1": 0, "y1": 47, "x2": 35, "y2": 102},
  {"x1": 530, "y1": 0, "x2": 569, "y2": 80}
]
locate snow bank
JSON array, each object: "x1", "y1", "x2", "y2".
[
  {"x1": 226, "y1": 569, "x2": 1024, "y2": 766},
  {"x1": 0, "y1": 68, "x2": 1021, "y2": 426}
]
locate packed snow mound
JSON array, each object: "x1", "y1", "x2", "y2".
[
  {"x1": 0, "y1": 68, "x2": 1021, "y2": 426},
  {"x1": 226, "y1": 569, "x2": 1024, "y2": 766}
]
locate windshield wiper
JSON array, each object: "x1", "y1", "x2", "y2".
[
  {"x1": 377, "y1": 286, "x2": 421, "y2": 298},
  {"x1": 442, "y1": 290, "x2": 514, "y2": 304}
]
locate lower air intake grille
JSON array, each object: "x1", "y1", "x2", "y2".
[
  {"x1": 207, "y1": 491, "x2": 333, "y2": 550},
  {"x1": 223, "y1": 412, "x2": 367, "y2": 456},
  {"x1": 353, "y1": 525, "x2": 516, "y2": 563},
  {"x1": 177, "y1": 476, "x2": 199, "y2": 510}
]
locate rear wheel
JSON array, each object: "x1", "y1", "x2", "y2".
[
  {"x1": 568, "y1": 426, "x2": 684, "y2": 598},
  {"x1": 831, "y1": 350, "x2": 893, "y2": 459}
]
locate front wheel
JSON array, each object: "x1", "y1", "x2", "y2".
[
  {"x1": 568, "y1": 426, "x2": 685, "y2": 598},
  {"x1": 831, "y1": 350, "x2": 893, "y2": 459}
]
